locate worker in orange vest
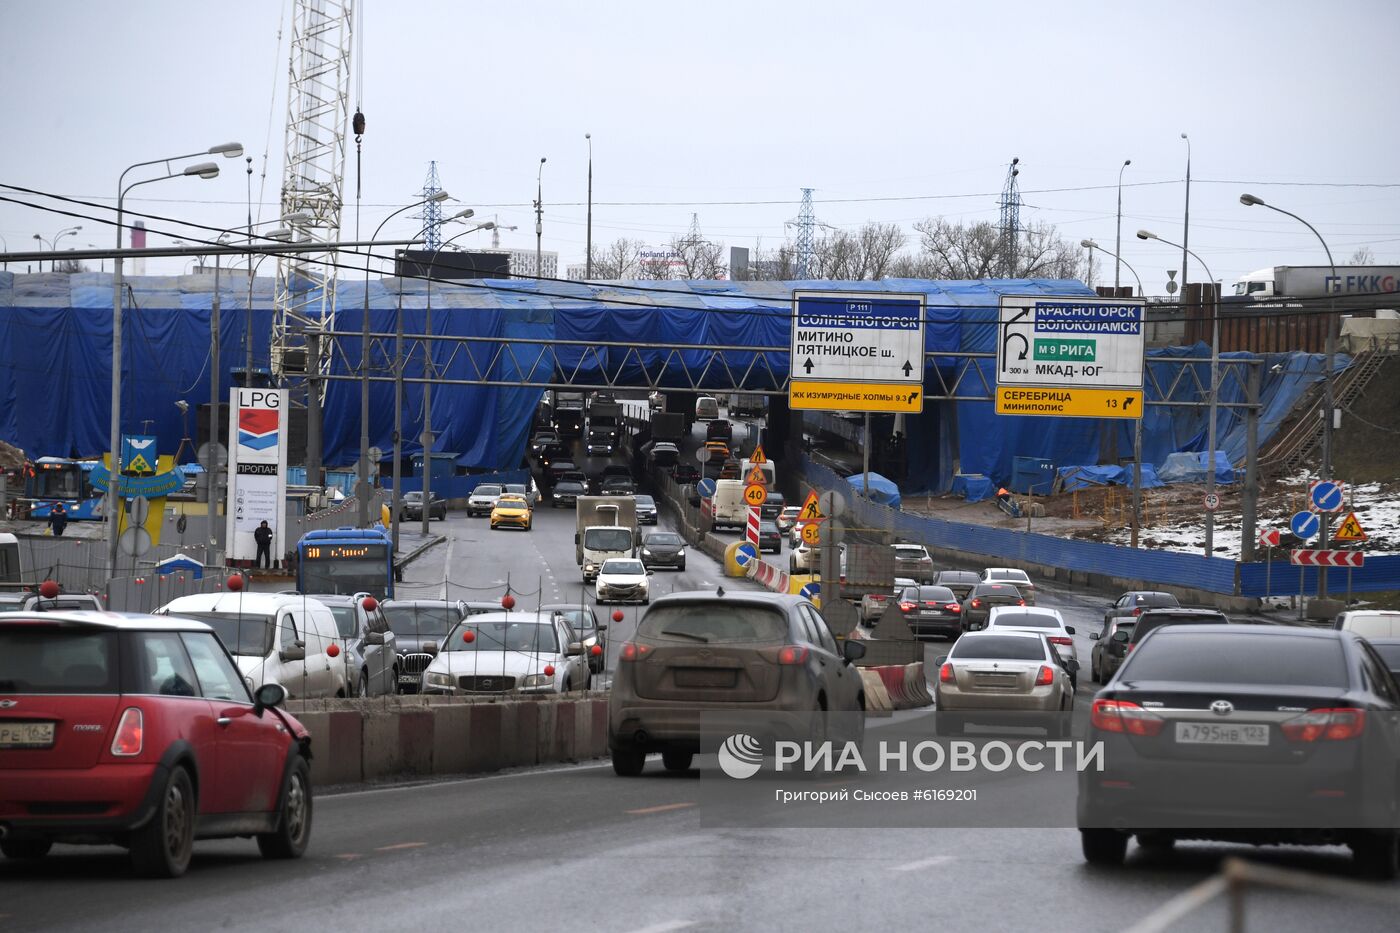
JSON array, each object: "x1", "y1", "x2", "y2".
[{"x1": 996, "y1": 486, "x2": 1011, "y2": 504}]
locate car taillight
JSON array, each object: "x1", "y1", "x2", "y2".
[
  {"x1": 1282, "y1": 708, "x2": 1366, "y2": 742},
  {"x1": 1035, "y1": 665, "x2": 1055, "y2": 686},
  {"x1": 1132, "y1": 607, "x2": 1143, "y2": 616},
  {"x1": 939, "y1": 663, "x2": 955, "y2": 683},
  {"x1": 619, "y1": 643, "x2": 652, "y2": 662},
  {"x1": 872, "y1": 594, "x2": 888, "y2": 602},
  {"x1": 1048, "y1": 635, "x2": 1073, "y2": 646},
  {"x1": 946, "y1": 603, "x2": 961, "y2": 612},
  {"x1": 970, "y1": 599, "x2": 981, "y2": 609},
  {"x1": 1017, "y1": 599, "x2": 1026, "y2": 606},
  {"x1": 899, "y1": 601, "x2": 916, "y2": 612},
  {"x1": 1090, "y1": 699, "x2": 1164, "y2": 736},
  {"x1": 778, "y1": 645, "x2": 810, "y2": 665},
  {"x1": 111, "y1": 707, "x2": 144, "y2": 756}
]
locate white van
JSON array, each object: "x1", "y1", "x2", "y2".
[
  {"x1": 695, "y1": 396, "x2": 720, "y2": 422},
  {"x1": 160, "y1": 592, "x2": 349, "y2": 699},
  {"x1": 740, "y1": 458, "x2": 776, "y2": 488},
  {"x1": 1334, "y1": 611, "x2": 1400, "y2": 639},
  {"x1": 711, "y1": 479, "x2": 748, "y2": 529}
]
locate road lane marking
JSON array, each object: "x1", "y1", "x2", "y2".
[
  {"x1": 622, "y1": 921, "x2": 697, "y2": 933},
  {"x1": 334, "y1": 853, "x2": 362, "y2": 861},
  {"x1": 323, "y1": 759, "x2": 618, "y2": 799},
  {"x1": 625, "y1": 802, "x2": 696, "y2": 815},
  {"x1": 375, "y1": 842, "x2": 428, "y2": 852},
  {"x1": 893, "y1": 855, "x2": 954, "y2": 872}
]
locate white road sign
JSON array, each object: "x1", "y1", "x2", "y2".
[
  {"x1": 790, "y1": 290, "x2": 925, "y2": 383},
  {"x1": 996, "y1": 296, "x2": 1146, "y2": 390}
]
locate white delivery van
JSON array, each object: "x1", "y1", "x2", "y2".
[
  {"x1": 711, "y1": 479, "x2": 749, "y2": 530},
  {"x1": 740, "y1": 458, "x2": 776, "y2": 488},
  {"x1": 695, "y1": 396, "x2": 720, "y2": 421},
  {"x1": 160, "y1": 592, "x2": 349, "y2": 699}
]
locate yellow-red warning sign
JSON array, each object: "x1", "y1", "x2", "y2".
[
  {"x1": 745, "y1": 465, "x2": 768, "y2": 486},
  {"x1": 798, "y1": 490, "x2": 824, "y2": 522},
  {"x1": 1333, "y1": 511, "x2": 1368, "y2": 543},
  {"x1": 749, "y1": 445, "x2": 767, "y2": 464},
  {"x1": 744, "y1": 484, "x2": 768, "y2": 507}
]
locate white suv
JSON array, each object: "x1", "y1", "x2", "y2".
[
  {"x1": 160, "y1": 592, "x2": 349, "y2": 699},
  {"x1": 467, "y1": 483, "x2": 503, "y2": 517},
  {"x1": 982, "y1": 567, "x2": 1036, "y2": 605}
]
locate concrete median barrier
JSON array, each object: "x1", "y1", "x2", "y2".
[
  {"x1": 903, "y1": 663, "x2": 933, "y2": 708},
  {"x1": 859, "y1": 668, "x2": 893, "y2": 713}
]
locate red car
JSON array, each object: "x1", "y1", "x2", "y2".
[{"x1": 0, "y1": 612, "x2": 314, "y2": 877}]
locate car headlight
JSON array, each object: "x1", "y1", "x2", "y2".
[
  {"x1": 425, "y1": 672, "x2": 455, "y2": 688},
  {"x1": 521, "y1": 673, "x2": 553, "y2": 688},
  {"x1": 676, "y1": 548, "x2": 685, "y2": 557},
  {"x1": 641, "y1": 549, "x2": 652, "y2": 557},
  {"x1": 585, "y1": 562, "x2": 598, "y2": 573}
]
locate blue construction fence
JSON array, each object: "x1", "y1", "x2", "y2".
[{"x1": 799, "y1": 456, "x2": 1399, "y2": 597}]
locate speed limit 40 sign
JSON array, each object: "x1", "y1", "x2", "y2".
[{"x1": 744, "y1": 484, "x2": 767, "y2": 507}]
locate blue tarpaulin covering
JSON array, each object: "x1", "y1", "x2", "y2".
[
  {"x1": 952, "y1": 474, "x2": 996, "y2": 503},
  {"x1": 1157, "y1": 451, "x2": 1236, "y2": 485},
  {"x1": 848, "y1": 471, "x2": 902, "y2": 510},
  {"x1": 1057, "y1": 464, "x2": 1164, "y2": 491}
]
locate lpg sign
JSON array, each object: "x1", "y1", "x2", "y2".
[{"x1": 225, "y1": 388, "x2": 288, "y2": 564}]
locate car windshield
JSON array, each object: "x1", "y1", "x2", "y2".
[
  {"x1": 990, "y1": 570, "x2": 1031, "y2": 584},
  {"x1": 894, "y1": 547, "x2": 928, "y2": 558},
  {"x1": 404, "y1": 492, "x2": 423, "y2": 503},
  {"x1": 1137, "y1": 593, "x2": 1180, "y2": 608},
  {"x1": 496, "y1": 496, "x2": 527, "y2": 507},
  {"x1": 640, "y1": 603, "x2": 788, "y2": 645},
  {"x1": 444, "y1": 620, "x2": 560, "y2": 653},
  {"x1": 990, "y1": 611, "x2": 1060, "y2": 628},
  {"x1": 973, "y1": 584, "x2": 1020, "y2": 597},
  {"x1": 1137, "y1": 612, "x2": 1227, "y2": 637},
  {"x1": 585, "y1": 528, "x2": 633, "y2": 551},
  {"x1": 383, "y1": 605, "x2": 459, "y2": 639},
  {"x1": 939, "y1": 572, "x2": 978, "y2": 583},
  {"x1": 1345, "y1": 615, "x2": 1400, "y2": 638},
  {"x1": 549, "y1": 609, "x2": 595, "y2": 633},
  {"x1": 949, "y1": 635, "x2": 1046, "y2": 661},
  {"x1": 911, "y1": 586, "x2": 956, "y2": 602},
  {"x1": 634, "y1": 496, "x2": 655, "y2": 507},
  {"x1": 602, "y1": 560, "x2": 645, "y2": 576},
  {"x1": 0, "y1": 626, "x2": 119, "y2": 694},
  {"x1": 645, "y1": 533, "x2": 683, "y2": 546},
  {"x1": 760, "y1": 522, "x2": 779, "y2": 533},
  {"x1": 473, "y1": 485, "x2": 502, "y2": 498},
  {"x1": 171, "y1": 611, "x2": 275, "y2": 657},
  {"x1": 1371, "y1": 643, "x2": 1400, "y2": 672},
  {"x1": 504, "y1": 485, "x2": 529, "y2": 496},
  {"x1": 1123, "y1": 632, "x2": 1348, "y2": 687},
  {"x1": 327, "y1": 606, "x2": 359, "y2": 638}
]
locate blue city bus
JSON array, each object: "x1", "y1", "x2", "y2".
[
  {"x1": 25, "y1": 458, "x2": 103, "y2": 520},
  {"x1": 296, "y1": 527, "x2": 395, "y2": 600}
]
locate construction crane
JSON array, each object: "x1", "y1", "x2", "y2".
[
  {"x1": 490, "y1": 215, "x2": 518, "y2": 249},
  {"x1": 271, "y1": 0, "x2": 354, "y2": 380}
]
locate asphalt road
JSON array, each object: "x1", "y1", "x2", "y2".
[{"x1": 5, "y1": 421, "x2": 1396, "y2": 930}]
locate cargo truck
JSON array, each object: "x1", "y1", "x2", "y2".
[
  {"x1": 650, "y1": 411, "x2": 686, "y2": 443},
  {"x1": 575, "y1": 496, "x2": 639, "y2": 582},
  {"x1": 587, "y1": 398, "x2": 622, "y2": 444},
  {"x1": 1233, "y1": 265, "x2": 1400, "y2": 301}
]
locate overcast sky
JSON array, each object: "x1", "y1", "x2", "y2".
[{"x1": 2, "y1": 0, "x2": 1397, "y2": 288}]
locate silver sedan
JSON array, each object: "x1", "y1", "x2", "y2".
[{"x1": 933, "y1": 630, "x2": 1075, "y2": 737}]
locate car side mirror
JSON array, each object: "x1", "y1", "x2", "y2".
[
  {"x1": 1066, "y1": 659, "x2": 1081, "y2": 674},
  {"x1": 597, "y1": 621, "x2": 608, "y2": 630},
  {"x1": 365, "y1": 631, "x2": 385, "y2": 646},
  {"x1": 279, "y1": 644, "x2": 306, "y2": 662},
  {"x1": 566, "y1": 641, "x2": 583, "y2": 656},
  {"x1": 253, "y1": 682, "x2": 288, "y2": 716},
  {"x1": 841, "y1": 640, "x2": 866, "y2": 664},
  {"x1": 1064, "y1": 625, "x2": 1076, "y2": 636},
  {"x1": 646, "y1": 570, "x2": 655, "y2": 576},
  {"x1": 1089, "y1": 631, "x2": 1101, "y2": 640},
  {"x1": 1112, "y1": 631, "x2": 1130, "y2": 643},
  {"x1": 934, "y1": 655, "x2": 949, "y2": 666},
  {"x1": 574, "y1": 533, "x2": 580, "y2": 545}
]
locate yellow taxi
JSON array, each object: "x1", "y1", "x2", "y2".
[
  {"x1": 489, "y1": 493, "x2": 533, "y2": 531},
  {"x1": 703, "y1": 440, "x2": 730, "y2": 462}
]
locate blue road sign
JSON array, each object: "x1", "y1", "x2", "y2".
[
  {"x1": 799, "y1": 581, "x2": 821, "y2": 600},
  {"x1": 697, "y1": 477, "x2": 718, "y2": 498},
  {"x1": 1310, "y1": 481, "x2": 1344, "y2": 513},
  {"x1": 734, "y1": 542, "x2": 757, "y2": 568},
  {"x1": 1290, "y1": 510, "x2": 1320, "y2": 540}
]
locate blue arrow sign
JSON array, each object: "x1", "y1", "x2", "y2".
[
  {"x1": 1290, "y1": 510, "x2": 1320, "y2": 540},
  {"x1": 734, "y1": 542, "x2": 757, "y2": 568},
  {"x1": 799, "y1": 581, "x2": 821, "y2": 600},
  {"x1": 1310, "y1": 481, "x2": 1344, "y2": 513},
  {"x1": 697, "y1": 477, "x2": 718, "y2": 498}
]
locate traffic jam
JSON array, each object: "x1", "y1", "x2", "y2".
[{"x1": 4, "y1": 390, "x2": 1400, "y2": 888}]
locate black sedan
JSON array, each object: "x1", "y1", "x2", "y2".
[
  {"x1": 1078, "y1": 625, "x2": 1400, "y2": 877},
  {"x1": 896, "y1": 585, "x2": 963, "y2": 640},
  {"x1": 400, "y1": 490, "x2": 447, "y2": 521},
  {"x1": 639, "y1": 531, "x2": 686, "y2": 571},
  {"x1": 1103, "y1": 590, "x2": 1180, "y2": 627},
  {"x1": 757, "y1": 520, "x2": 783, "y2": 554},
  {"x1": 551, "y1": 478, "x2": 586, "y2": 507}
]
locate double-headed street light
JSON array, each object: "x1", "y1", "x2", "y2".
[
  {"x1": 1139, "y1": 228, "x2": 1220, "y2": 558},
  {"x1": 107, "y1": 142, "x2": 242, "y2": 576},
  {"x1": 1241, "y1": 192, "x2": 1339, "y2": 595},
  {"x1": 358, "y1": 191, "x2": 450, "y2": 528},
  {"x1": 1081, "y1": 240, "x2": 1144, "y2": 297}
]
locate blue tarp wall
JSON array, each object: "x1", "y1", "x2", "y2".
[{"x1": 0, "y1": 272, "x2": 1347, "y2": 491}]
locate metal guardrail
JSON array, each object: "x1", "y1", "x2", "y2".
[{"x1": 1123, "y1": 857, "x2": 1400, "y2": 933}]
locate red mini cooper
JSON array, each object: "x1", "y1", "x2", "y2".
[{"x1": 0, "y1": 612, "x2": 313, "y2": 877}]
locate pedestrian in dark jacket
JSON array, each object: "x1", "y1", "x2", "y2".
[
  {"x1": 48, "y1": 503, "x2": 68, "y2": 537},
  {"x1": 254, "y1": 520, "x2": 273, "y2": 569}
]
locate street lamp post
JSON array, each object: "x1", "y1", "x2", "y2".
[
  {"x1": 31, "y1": 234, "x2": 52, "y2": 271},
  {"x1": 53, "y1": 226, "x2": 83, "y2": 265},
  {"x1": 108, "y1": 142, "x2": 241, "y2": 577},
  {"x1": 585, "y1": 135, "x2": 593, "y2": 279},
  {"x1": 359, "y1": 192, "x2": 451, "y2": 528},
  {"x1": 1240, "y1": 193, "x2": 1339, "y2": 595},
  {"x1": 1115, "y1": 160, "x2": 1130, "y2": 292},
  {"x1": 1139, "y1": 228, "x2": 1219, "y2": 558},
  {"x1": 534, "y1": 157, "x2": 547, "y2": 279},
  {"x1": 419, "y1": 220, "x2": 493, "y2": 537},
  {"x1": 1180, "y1": 134, "x2": 1191, "y2": 303},
  {"x1": 1081, "y1": 240, "x2": 1144, "y2": 298}
]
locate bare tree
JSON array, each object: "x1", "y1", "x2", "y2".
[
  {"x1": 812, "y1": 223, "x2": 906, "y2": 279},
  {"x1": 50, "y1": 257, "x2": 85, "y2": 274},
  {"x1": 667, "y1": 232, "x2": 728, "y2": 280},
  {"x1": 1350, "y1": 246, "x2": 1376, "y2": 265},
  {"x1": 587, "y1": 238, "x2": 644, "y2": 279},
  {"x1": 910, "y1": 217, "x2": 1082, "y2": 280}
]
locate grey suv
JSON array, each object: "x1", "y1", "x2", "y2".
[{"x1": 309, "y1": 592, "x2": 398, "y2": 696}]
